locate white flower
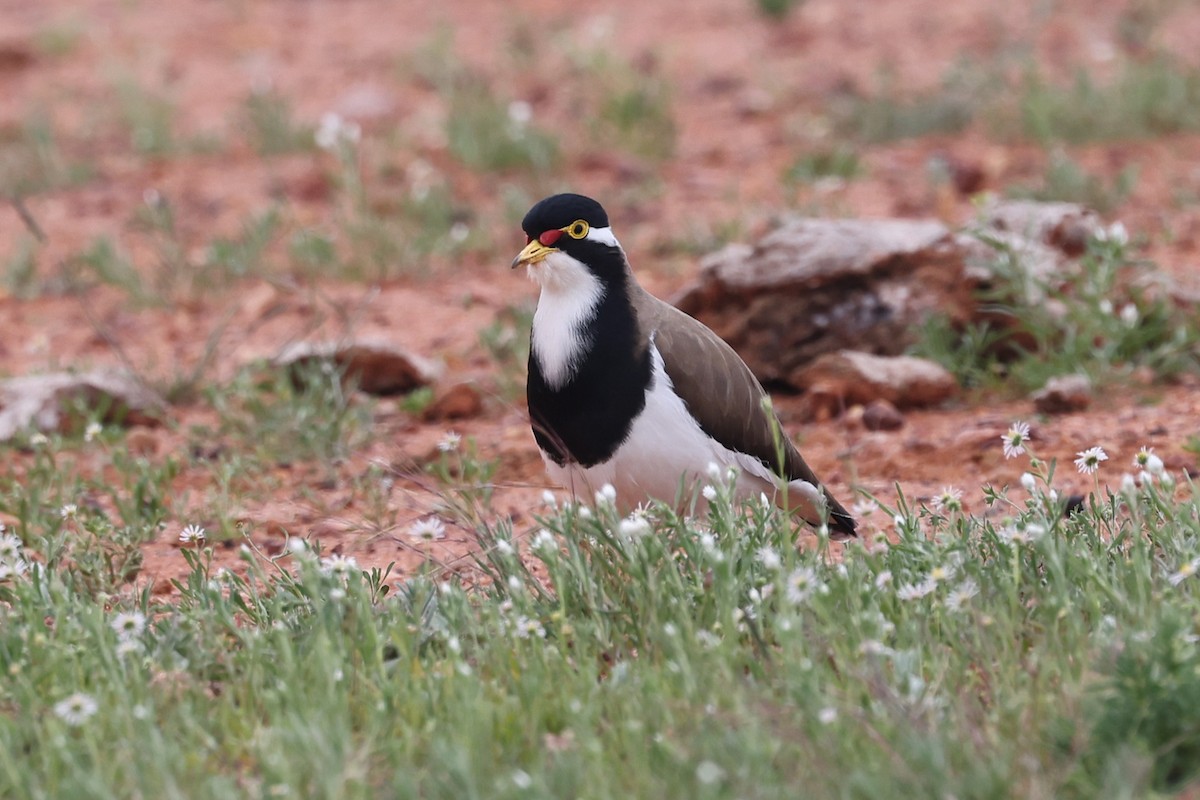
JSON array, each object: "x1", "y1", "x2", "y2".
[
  {"x1": 595, "y1": 483, "x2": 617, "y2": 505},
  {"x1": 695, "y1": 760, "x2": 725, "y2": 785},
  {"x1": 531, "y1": 529, "x2": 557, "y2": 552},
  {"x1": 928, "y1": 564, "x2": 955, "y2": 584},
  {"x1": 874, "y1": 570, "x2": 893, "y2": 589},
  {"x1": 84, "y1": 421, "x2": 103, "y2": 442},
  {"x1": 702, "y1": 485, "x2": 718, "y2": 501},
  {"x1": 0, "y1": 533, "x2": 22, "y2": 562},
  {"x1": 60, "y1": 503, "x2": 78, "y2": 520},
  {"x1": 115, "y1": 639, "x2": 143, "y2": 658},
  {"x1": 29, "y1": 432, "x2": 49, "y2": 447},
  {"x1": 1020, "y1": 472, "x2": 1037, "y2": 492},
  {"x1": 436, "y1": 431, "x2": 461, "y2": 452},
  {"x1": 1119, "y1": 304, "x2": 1139, "y2": 326},
  {"x1": 1103, "y1": 221, "x2": 1129, "y2": 245},
  {"x1": 785, "y1": 567, "x2": 821, "y2": 605},
  {"x1": 946, "y1": 579, "x2": 979, "y2": 611},
  {"x1": 851, "y1": 499, "x2": 877, "y2": 518},
  {"x1": 53, "y1": 692, "x2": 98, "y2": 727},
  {"x1": 286, "y1": 537, "x2": 308, "y2": 554},
  {"x1": 541, "y1": 490, "x2": 557, "y2": 507},
  {"x1": 0, "y1": 560, "x2": 28, "y2": 582},
  {"x1": 893, "y1": 514, "x2": 908, "y2": 533},
  {"x1": 1098, "y1": 298, "x2": 1114, "y2": 315},
  {"x1": 1002, "y1": 421, "x2": 1031, "y2": 459},
  {"x1": 507, "y1": 100, "x2": 533, "y2": 126},
  {"x1": 320, "y1": 554, "x2": 359, "y2": 577},
  {"x1": 931, "y1": 486, "x2": 963, "y2": 514},
  {"x1": 817, "y1": 707, "x2": 838, "y2": 725},
  {"x1": 409, "y1": 517, "x2": 447, "y2": 541},
  {"x1": 896, "y1": 578, "x2": 937, "y2": 601},
  {"x1": 1074, "y1": 446, "x2": 1108, "y2": 475},
  {"x1": 495, "y1": 539, "x2": 515, "y2": 557},
  {"x1": 1169, "y1": 558, "x2": 1200, "y2": 587},
  {"x1": 618, "y1": 515, "x2": 651, "y2": 539},
  {"x1": 511, "y1": 769, "x2": 533, "y2": 790},
  {"x1": 449, "y1": 222, "x2": 470, "y2": 243},
  {"x1": 179, "y1": 524, "x2": 206, "y2": 544},
  {"x1": 514, "y1": 615, "x2": 546, "y2": 639},
  {"x1": 706, "y1": 462, "x2": 723, "y2": 481},
  {"x1": 1134, "y1": 447, "x2": 1164, "y2": 475},
  {"x1": 507, "y1": 575, "x2": 522, "y2": 591},
  {"x1": 110, "y1": 611, "x2": 146, "y2": 640},
  {"x1": 859, "y1": 639, "x2": 894, "y2": 656},
  {"x1": 756, "y1": 546, "x2": 782, "y2": 571},
  {"x1": 314, "y1": 112, "x2": 361, "y2": 150}
]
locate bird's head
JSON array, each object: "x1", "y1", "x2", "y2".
[{"x1": 512, "y1": 194, "x2": 626, "y2": 293}]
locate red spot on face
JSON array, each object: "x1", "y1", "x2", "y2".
[{"x1": 538, "y1": 229, "x2": 563, "y2": 246}]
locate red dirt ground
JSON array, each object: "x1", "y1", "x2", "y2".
[{"x1": 2, "y1": 0, "x2": 1199, "y2": 593}]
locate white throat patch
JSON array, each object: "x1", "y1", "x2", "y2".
[{"x1": 529, "y1": 251, "x2": 604, "y2": 388}]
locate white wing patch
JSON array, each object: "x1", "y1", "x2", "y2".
[{"x1": 529, "y1": 251, "x2": 603, "y2": 389}]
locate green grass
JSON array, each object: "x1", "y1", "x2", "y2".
[
  {"x1": 0, "y1": 116, "x2": 93, "y2": 197},
  {"x1": 1009, "y1": 150, "x2": 1139, "y2": 214},
  {"x1": 913, "y1": 231, "x2": 1200, "y2": 391},
  {"x1": 3, "y1": 432, "x2": 1200, "y2": 796},
  {"x1": 1016, "y1": 55, "x2": 1200, "y2": 143}
]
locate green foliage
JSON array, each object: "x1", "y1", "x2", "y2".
[
  {"x1": 478, "y1": 302, "x2": 534, "y2": 401},
  {"x1": 784, "y1": 145, "x2": 863, "y2": 185},
  {"x1": 576, "y1": 52, "x2": 677, "y2": 162},
  {"x1": 754, "y1": 0, "x2": 805, "y2": 21},
  {"x1": 445, "y1": 80, "x2": 559, "y2": 173},
  {"x1": 241, "y1": 91, "x2": 315, "y2": 156},
  {"x1": 1009, "y1": 151, "x2": 1138, "y2": 213},
  {"x1": 833, "y1": 65, "x2": 987, "y2": 143},
  {"x1": 4, "y1": 444, "x2": 1200, "y2": 796},
  {"x1": 113, "y1": 78, "x2": 179, "y2": 156},
  {"x1": 0, "y1": 116, "x2": 92, "y2": 197},
  {"x1": 207, "y1": 361, "x2": 371, "y2": 469},
  {"x1": 1018, "y1": 55, "x2": 1200, "y2": 143},
  {"x1": 913, "y1": 231, "x2": 1200, "y2": 391}
]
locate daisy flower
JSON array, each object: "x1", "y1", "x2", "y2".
[
  {"x1": 178, "y1": 524, "x2": 206, "y2": 544},
  {"x1": 1169, "y1": 558, "x2": 1200, "y2": 587},
  {"x1": 931, "y1": 486, "x2": 963, "y2": 514},
  {"x1": 785, "y1": 567, "x2": 822, "y2": 605},
  {"x1": 1074, "y1": 446, "x2": 1108, "y2": 475},
  {"x1": 436, "y1": 431, "x2": 461, "y2": 453},
  {"x1": 53, "y1": 692, "x2": 99, "y2": 727},
  {"x1": 110, "y1": 611, "x2": 147, "y2": 640},
  {"x1": 1133, "y1": 447, "x2": 1164, "y2": 475},
  {"x1": 756, "y1": 546, "x2": 782, "y2": 571},
  {"x1": 1002, "y1": 422, "x2": 1031, "y2": 459},
  {"x1": 409, "y1": 517, "x2": 446, "y2": 541},
  {"x1": 320, "y1": 554, "x2": 360, "y2": 577}
]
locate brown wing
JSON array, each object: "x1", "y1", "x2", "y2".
[{"x1": 632, "y1": 289, "x2": 856, "y2": 536}]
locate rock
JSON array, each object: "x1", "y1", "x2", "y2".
[
  {"x1": 673, "y1": 201, "x2": 1111, "y2": 390},
  {"x1": 274, "y1": 339, "x2": 442, "y2": 396},
  {"x1": 674, "y1": 218, "x2": 966, "y2": 387},
  {"x1": 978, "y1": 199, "x2": 1102, "y2": 257},
  {"x1": 0, "y1": 370, "x2": 165, "y2": 442},
  {"x1": 796, "y1": 351, "x2": 957, "y2": 419},
  {"x1": 1031, "y1": 373, "x2": 1092, "y2": 414},
  {"x1": 423, "y1": 381, "x2": 484, "y2": 421},
  {"x1": 862, "y1": 399, "x2": 904, "y2": 431}
]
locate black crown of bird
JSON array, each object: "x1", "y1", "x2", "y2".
[{"x1": 512, "y1": 193, "x2": 856, "y2": 539}]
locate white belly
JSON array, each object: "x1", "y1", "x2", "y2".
[{"x1": 543, "y1": 344, "x2": 826, "y2": 520}]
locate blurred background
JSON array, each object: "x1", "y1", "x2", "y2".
[{"x1": 3, "y1": 0, "x2": 1199, "y2": 290}]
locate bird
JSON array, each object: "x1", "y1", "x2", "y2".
[{"x1": 512, "y1": 193, "x2": 856, "y2": 538}]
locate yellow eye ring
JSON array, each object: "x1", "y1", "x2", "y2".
[{"x1": 566, "y1": 220, "x2": 589, "y2": 239}]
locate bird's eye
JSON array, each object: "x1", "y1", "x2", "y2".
[{"x1": 566, "y1": 220, "x2": 589, "y2": 239}]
